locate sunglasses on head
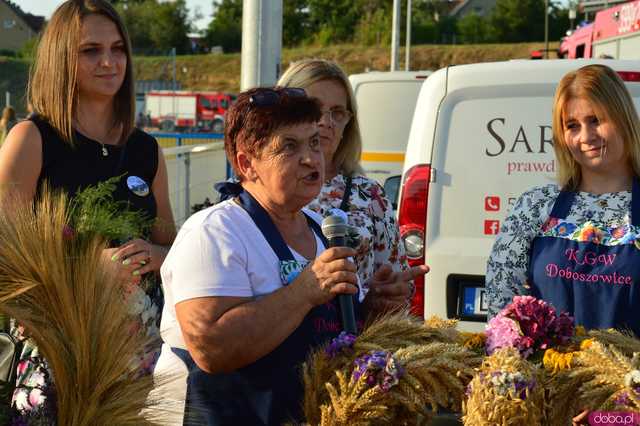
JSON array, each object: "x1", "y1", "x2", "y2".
[{"x1": 249, "y1": 87, "x2": 307, "y2": 107}]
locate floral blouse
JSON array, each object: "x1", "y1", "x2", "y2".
[
  {"x1": 486, "y1": 184, "x2": 634, "y2": 318},
  {"x1": 307, "y1": 174, "x2": 408, "y2": 295},
  {"x1": 9, "y1": 278, "x2": 163, "y2": 425}
]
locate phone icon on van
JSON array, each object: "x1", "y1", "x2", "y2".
[
  {"x1": 484, "y1": 196, "x2": 500, "y2": 211},
  {"x1": 484, "y1": 220, "x2": 500, "y2": 235}
]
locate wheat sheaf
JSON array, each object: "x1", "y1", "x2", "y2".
[{"x1": 0, "y1": 190, "x2": 177, "y2": 425}]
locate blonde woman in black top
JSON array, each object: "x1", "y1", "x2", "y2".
[{"x1": 0, "y1": 0, "x2": 175, "y2": 421}]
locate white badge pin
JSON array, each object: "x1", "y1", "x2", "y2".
[{"x1": 127, "y1": 176, "x2": 150, "y2": 197}]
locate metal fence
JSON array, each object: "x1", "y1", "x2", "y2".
[{"x1": 153, "y1": 132, "x2": 229, "y2": 226}]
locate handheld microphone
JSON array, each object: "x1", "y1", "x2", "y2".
[{"x1": 321, "y1": 213, "x2": 357, "y2": 335}]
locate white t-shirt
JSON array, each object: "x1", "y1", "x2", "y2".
[{"x1": 158, "y1": 199, "x2": 325, "y2": 350}]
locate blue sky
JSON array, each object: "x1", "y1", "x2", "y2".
[{"x1": 19, "y1": 0, "x2": 214, "y2": 31}]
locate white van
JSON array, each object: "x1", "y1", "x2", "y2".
[
  {"x1": 397, "y1": 60, "x2": 640, "y2": 332},
  {"x1": 349, "y1": 71, "x2": 431, "y2": 206}
]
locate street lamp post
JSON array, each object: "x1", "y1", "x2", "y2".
[
  {"x1": 405, "y1": 0, "x2": 412, "y2": 71},
  {"x1": 544, "y1": 0, "x2": 549, "y2": 59},
  {"x1": 391, "y1": 0, "x2": 401, "y2": 71}
]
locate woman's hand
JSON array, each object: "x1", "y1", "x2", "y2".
[
  {"x1": 104, "y1": 238, "x2": 168, "y2": 285},
  {"x1": 364, "y1": 264, "x2": 430, "y2": 314},
  {"x1": 295, "y1": 247, "x2": 359, "y2": 307}
]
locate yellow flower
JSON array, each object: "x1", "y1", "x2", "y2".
[
  {"x1": 575, "y1": 325, "x2": 586, "y2": 337},
  {"x1": 543, "y1": 348, "x2": 575, "y2": 373},
  {"x1": 580, "y1": 338, "x2": 595, "y2": 350},
  {"x1": 460, "y1": 332, "x2": 486, "y2": 349}
]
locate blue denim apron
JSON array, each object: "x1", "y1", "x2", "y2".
[
  {"x1": 172, "y1": 189, "x2": 363, "y2": 425},
  {"x1": 528, "y1": 179, "x2": 640, "y2": 335}
]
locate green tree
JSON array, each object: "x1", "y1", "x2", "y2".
[
  {"x1": 306, "y1": 0, "x2": 361, "y2": 45},
  {"x1": 115, "y1": 0, "x2": 191, "y2": 54},
  {"x1": 490, "y1": 0, "x2": 545, "y2": 42},
  {"x1": 411, "y1": 0, "x2": 458, "y2": 44},
  {"x1": 457, "y1": 12, "x2": 495, "y2": 43},
  {"x1": 148, "y1": 0, "x2": 191, "y2": 53},
  {"x1": 283, "y1": 0, "x2": 311, "y2": 47},
  {"x1": 205, "y1": 0, "x2": 242, "y2": 53}
]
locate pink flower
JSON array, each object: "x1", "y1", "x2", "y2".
[
  {"x1": 486, "y1": 296, "x2": 574, "y2": 358},
  {"x1": 485, "y1": 314, "x2": 522, "y2": 355}
]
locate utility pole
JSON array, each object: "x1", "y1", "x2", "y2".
[
  {"x1": 405, "y1": 0, "x2": 412, "y2": 71},
  {"x1": 544, "y1": 0, "x2": 549, "y2": 59},
  {"x1": 241, "y1": 0, "x2": 283, "y2": 90},
  {"x1": 391, "y1": 0, "x2": 401, "y2": 71}
]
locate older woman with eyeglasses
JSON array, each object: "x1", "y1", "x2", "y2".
[
  {"x1": 278, "y1": 59, "x2": 429, "y2": 315},
  {"x1": 154, "y1": 87, "x2": 364, "y2": 425}
]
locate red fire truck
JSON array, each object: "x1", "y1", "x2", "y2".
[
  {"x1": 145, "y1": 91, "x2": 235, "y2": 132},
  {"x1": 560, "y1": 0, "x2": 640, "y2": 59}
]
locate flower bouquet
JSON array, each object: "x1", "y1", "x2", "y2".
[
  {"x1": 303, "y1": 312, "x2": 483, "y2": 425},
  {"x1": 485, "y1": 295, "x2": 574, "y2": 359},
  {"x1": 463, "y1": 295, "x2": 640, "y2": 426}
]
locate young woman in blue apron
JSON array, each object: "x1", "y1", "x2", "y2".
[
  {"x1": 487, "y1": 64, "x2": 640, "y2": 335},
  {"x1": 154, "y1": 88, "x2": 365, "y2": 425}
]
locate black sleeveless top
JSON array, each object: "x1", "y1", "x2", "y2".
[{"x1": 32, "y1": 115, "x2": 158, "y2": 222}]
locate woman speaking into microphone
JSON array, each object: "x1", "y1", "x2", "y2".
[{"x1": 156, "y1": 87, "x2": 364, "y2": 425}]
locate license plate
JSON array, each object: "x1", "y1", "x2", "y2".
[{"x1": 462, "y1": 286, "x2": 488, "y2": 316}]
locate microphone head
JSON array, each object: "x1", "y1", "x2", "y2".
[{"x1": 321, "y1": 212, "x2": 348, "y2": 240}]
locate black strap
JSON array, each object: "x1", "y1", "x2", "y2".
[{"x1": 339, "y1": 175, "x2": 352, "y2": 212}]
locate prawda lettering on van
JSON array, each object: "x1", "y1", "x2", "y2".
[{"x1": 485, "y1": 118, "x2": 555, "y2": 175}]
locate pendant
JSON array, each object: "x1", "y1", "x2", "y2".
[{"x1": 101, "y1": 145, "x2": 109, "y2": 157}]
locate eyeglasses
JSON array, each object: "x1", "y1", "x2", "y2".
[
  {"x1": 249, "y1": 87, "x2": 307, "y2": 107},
  {"x1": 321, "y1": 108, "x2": 353, "y2": 126}
]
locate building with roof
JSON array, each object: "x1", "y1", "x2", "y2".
[
  {"x1": 0, "y1": 0, "x2": 44, "y2": 52},
  {"x1": 448, "y1": 0, "x2": 497, "y2": 18}
]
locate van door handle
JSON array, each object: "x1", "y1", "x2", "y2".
[{"x1": 430, "y1": 167, "x2": 437, "y2": 183}]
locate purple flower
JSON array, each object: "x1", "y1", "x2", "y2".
[
  {"x1": 325, "y1": 331, "x2": 357, "y2": 358},
  {"x1": 615, "y1": 391, "x2": 631, "y2": 406},
  {"x1": 352, "y1": 350, "x2": 404, "y2": 392},
  {"x1": 480, "y1": 370, "x2": 536, "y2": 400}
]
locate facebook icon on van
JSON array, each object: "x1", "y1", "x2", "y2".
[{"x1": 484, "y1": 220, "x2": 500, "y2": 235}]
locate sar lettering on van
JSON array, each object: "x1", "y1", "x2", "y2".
[
  {"x1": 486, "y1": 118, "x2": 506, "y2": 157},
  {"x1": 539, "y1": 125, "x2": 553, "y2": 153},
  {"x1": 509, "y1": 126, "x2": 534, "y2": 153},
  {"x1": 485, "y1": 118, "x2": 554, "y2": 157}
]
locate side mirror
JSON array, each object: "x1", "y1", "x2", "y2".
[{"x1": 383, "y1": 175, "x2": 401, "y2": 210}]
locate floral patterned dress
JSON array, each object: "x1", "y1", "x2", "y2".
[
  {"x1": 486, "y1": 184, "x2": 634, "y2": 318},
  {"x1": 307, "y1": 174, "x2": 408, "y2": 294},
  {"x1": 9, "y1": 279, "x2": 163, "y2": 425}
]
